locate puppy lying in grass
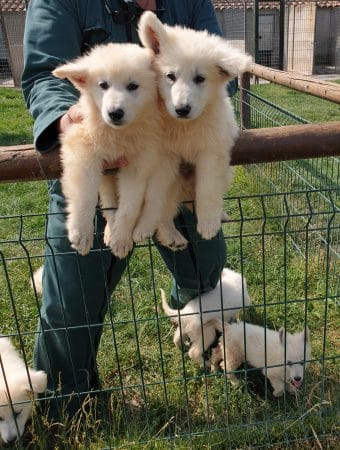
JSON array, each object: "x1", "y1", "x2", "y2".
[
  {"x1": 0, "y1": 336, "x2": 47, "y2": 444},
  {"x1": 211, "y1": 322, "x2": 311, "y2": 396},
  {"x1": 161, "y1": 268, "x2": 251, "y2": 366}
]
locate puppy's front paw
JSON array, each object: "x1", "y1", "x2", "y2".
[
  {"x1": 227, "y1": 374, "x2": 240, "y2": 386},
  {"x1": 188, "y1": 346, "x2": 204, "y2": 366},
  {"x1": 156, "y1": 226, "x2": 188, "y2": 251},
  {"x1": 270, "y1": 379, "x2": 286, "y2": 396},
  {"x1": 103, "y1": 223, "x2": 113, "y2": 249},
  {"x1": 111, "y1": 237, "x2": 133, "y2": 259},
  {"x1": 273, "y1": 386, "x2": 284, "y2": 397},
  {"x1": 104, "y1": 226, "x2": 133, "y2": 259},
  {"x1": 272, "y1": 388, "x2": 284, "y2": 397},
  {"x1": 132, "y1": 221, "x2": 155, "y2": 243},
  {"x1": 68, "y1": 226, "x2": 93, "y2": 256},
  {"x1": 197, "y1": 217, "x2": 221, "y2": 240}
]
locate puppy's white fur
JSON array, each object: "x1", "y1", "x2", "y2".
[
  {"x1": 0, "y1": 337, "x2": 47, "y2": 443},
  {"x1": 161, "y1": 268, "x2": 251, "y2": 365},
  {"x1": 211, "y1": 322, "x2": 311, "y2": 396},
  {"x1": 30, "y1": 265, "x2": 43, "y2": 296},
  {"x1": 53, "y1": 43, "x2": 163, "y2": 258},
  {"x1": 134, "y1": 12, "x2": 252, "y2": 249}
]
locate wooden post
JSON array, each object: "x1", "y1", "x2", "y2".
[{"x1": 240, "y1": 72, "x2": 251, "y2": 130}]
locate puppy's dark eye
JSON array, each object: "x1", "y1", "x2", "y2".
[
  {"x1": 166, "y1": 72, "x2": 176, "y2": 82},
  {"x1": 127, "y1": 82, "x2": 139, "y2": 91},
  {"x1": 0, "y1": 417, "x2": 3, "y2": 422},
  {"x1": 98, "y1": 81, "x2": 109, "y2": 90},
  {"x1": 194, "y1": 74, "x2": 205, "y2": 84}
]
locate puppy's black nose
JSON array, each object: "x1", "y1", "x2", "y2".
[
  {"x1": 175, "y1": 105, "x2": 191, "y2": 117},
  {"x1": 6, "y1": 436, "x2": 17, "y2": 444},
  {"x1": 108, "y1": 108, "x2": 124, "y2": 122},
  {"x1": 294, "y1": 376, "x2": 301, "y2": 381}
]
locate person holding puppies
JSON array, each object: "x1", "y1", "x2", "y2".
[{"x1": 22, "y1": 0, "x2": 236, "y2": 420}]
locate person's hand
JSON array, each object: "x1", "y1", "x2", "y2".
[
  {"x1": 58, "y1": 104, "x2": 128, "y2": 168},
  {"x1": 58, "y1": 104, "x2": 83, "y2": 133}
]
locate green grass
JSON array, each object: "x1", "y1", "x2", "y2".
[
  {"x1": 0, "y1": 88, "x2": 339, "y2": 448},
  {"x1": 0, "y1": 178, "x2": 338, "y2": 449},
  {"x1": 0, "y1": 87, "x2": 34, "y2": 146},
  {"x1": 250, "y1": 82, "x2": 340, "y2": 123}
]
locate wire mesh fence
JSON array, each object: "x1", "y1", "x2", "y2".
[
  {"x1": 0, "y1": 188, "x2": 338, "y2": 448},
  {"x1": 232, "y1": 87, "x2": 340, "y2": 261}
]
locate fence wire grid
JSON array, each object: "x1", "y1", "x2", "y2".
[
  {"x1": 0, "y1": 188, "x2": 339, "y2": 449},
  {"x1": 233, "y1": 88, "x2": 340, "y2": 260}
]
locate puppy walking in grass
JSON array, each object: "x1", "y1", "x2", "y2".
[
  {"x1": 134, "y1": 12, "x2": 252, "y2": 249},
  {"x1": 211, "y1": 322, "x2": 311, "y2": 396},
  {"x1": 161, "y1": 268, "x2": 251, "y2": 366},
  {"x1": 0, "y1": 336, "x2": 47, "y2": 444},
  {"x1": 53, "y1": 43, "x2": 163, "y2": 259}
]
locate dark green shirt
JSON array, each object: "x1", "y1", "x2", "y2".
[{"x1": 22, "y1": 0, "x2": 232, "y2": 152}]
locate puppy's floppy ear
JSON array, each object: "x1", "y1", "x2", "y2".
[
  {"x1": 138, "y1": 11, "x2": 167, "y2": 54},
  {"x1": 278, "y1": 327, "x2": 286, "y2": 345},
  {"x1": 27, "y1": 369, "x2": 47, "y2": 394},
  {"x1": 53, "y1": 61, "x2": 89, "y2": 89},
  {"x1": 216, "y1": 44, "x2": 252, "y2": 80}
]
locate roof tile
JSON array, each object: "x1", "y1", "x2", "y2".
[
  {"x1": 213, "y1": 0, "x2": 340, "y2": 9},
  {"x1": 0, "y1": 0, "x2": 26, "y2": 13}
]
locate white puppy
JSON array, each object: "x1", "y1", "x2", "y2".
[
  {"x1": 0, "y1": 336, "x2": 47, "y2": 444},
  {"x1": 134, "y1": 12, "x2": 252, "y2": 249},
  {"x1": 161, "y1": 268, "x2": 251, "y2": 365},
  {"x1": 53, "y1": 43, "x2": 163, "y2": 259},
  {"x1": 30, "y1": 265, "x2": 43, "y2": 296},
  {"x1": 211, "y1": 322, "x2": 311, "y2": 396}
]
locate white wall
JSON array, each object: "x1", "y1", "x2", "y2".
[
  {"x1": 0, "y1": 12, "x2": 25, "y2": 86},
  {"x1": 285, "y1": 3, "x2": 316, "y2": 75}
]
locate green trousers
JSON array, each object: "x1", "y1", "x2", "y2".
[{"x1": 35, "y1": 180, "x2": 226, "y2": 419}]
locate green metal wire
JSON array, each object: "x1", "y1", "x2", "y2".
[{"x1": 0, "y1": 188, "x2": 338, "y2": 448}]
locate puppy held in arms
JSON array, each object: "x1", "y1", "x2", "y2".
[
  {"x1": 0, "y1": 336, "x2": 47, "y2": 444},
  {"x1": 53, "y1": 43, "x2": 164, "y2": 259},
  {"x1": 134, "y1": 12, "x2": 252, "y2": 250},
  {"x1": 211, "y1": 322, "x2": 312, "y2": 396}
]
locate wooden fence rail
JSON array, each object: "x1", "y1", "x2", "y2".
[
  {"x1": 239, "y1": 64, "x2": 340, "y2": 130},
  {"x1": 1, "y1": 122, "x2": 340, "y2": 183},
  {"x1": 247, "y1": 64, "x2": 340, "y2": 104}
]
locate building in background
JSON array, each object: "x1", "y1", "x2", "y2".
[
  {"x1": 0, "y1": 0, "x2": 26, "y2": 86},
  {"x1": 213, "y1": 0, "x2": 340, "y2": 75},
  {"x1": 0, "y1": 0, "x2": 339, "y2": 86}
]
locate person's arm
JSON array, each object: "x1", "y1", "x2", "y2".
[
  {"x1": 189, "y1": 0, "x2": 222, "y2": 35},
  {"x1": 22, "y1": 0, "x2": 82, "y2": 152},
  {"x1": 189, "y1": 0, "x2": 238, "y2": 97}
]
